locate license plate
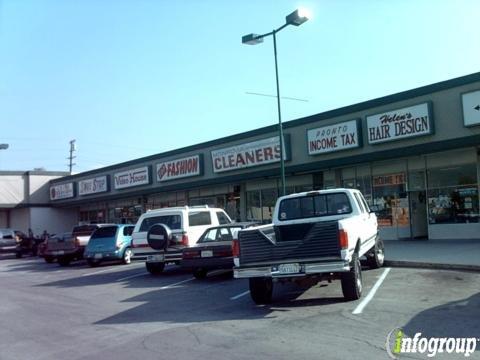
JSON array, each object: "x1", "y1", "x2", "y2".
[
  {"x1": 278, "y1": 263, "x2": 301, "y2": 274},
  {"x1": 53, "y1": 250, "x2": 64, "y2": 255},
  {"x1": 147, "y1": 254, "x2": 164, "y2": 262},
  {"x1": 94, "y1": 253, "x2": 103, "y2": 259},
  {"x1": 201, "y1": 250, "x2": 213, "y2": 258}
]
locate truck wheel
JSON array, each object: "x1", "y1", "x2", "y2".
[
  {"x1": 146, "y1": 262, "x2": 165, "y2": 275},
  {"x1": 44, "y1": 256, "x2": 54, "y2": 264},
  {"x1": 249, "y1": 278, "x2": 273, "y2": 304},
  {"x1": 193, "y1": 268, "x2": 208, "y2": 280},
  {"x1": 366, "y1": 238, "x2": 385, "y2": 269},
  {"x1": 341, "y1": 253, "x2": 362, "y2": 301},
  {"x1": 58, "y1": 257, "x2": 71, "y2": 267}
]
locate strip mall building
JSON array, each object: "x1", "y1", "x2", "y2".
[{"x1": 46, "y1": 72, "x2": 480, "y2": 240}]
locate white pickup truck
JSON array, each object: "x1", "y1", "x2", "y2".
[{"x1": 233, "y1": 188, "x2": 384, "y2": 304}]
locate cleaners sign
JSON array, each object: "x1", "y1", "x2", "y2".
[
  {"x1": 78, "y1": 176, "x2": 108, "y2": 196},
  {"x1": 367, "y1": 103, "x2": 433, "y2": 144},
  {"x1": 114, "y1": 167, "x2": 150, "y2": 190},
  {"x1": 50, "y1": 183, "x2": 74, "y2": 201},
  {"x1": 156, "y1": 155, "x2": 202, "y2": 182},
  {"x1": 307, "y1": 119, "x2": 361, "y2": 155},
  {"x1": 211, "y1": 136, "x2": 286, "y2": 173}
]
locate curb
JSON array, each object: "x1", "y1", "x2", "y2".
[{"x1": 384, "y1": 260, "x2": 480, "y2": 273}]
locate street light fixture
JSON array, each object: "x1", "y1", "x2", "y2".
[{"x1": 242, "y1": 9, "x2": 309, "y2": 196}]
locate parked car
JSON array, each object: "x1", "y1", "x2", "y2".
[
  {"x1": 42, "y1": 232, "x2": 70, "y2": 263},
  {"x1": 181, "y1": 223, "x2": 257, "y2": 279},
  {"x1": 0, "y1": 229, "x2": 25, "y2": 254},
  {"x1": 84, "y1": 224, "x2": 135, "y2": 267},
  {"x1": 45, "y1": 224, "x2": 114, "y2": 266},
  {"x1": 233, "y1": 188, "x2": 383, "y2": 304},
  {"x1": 132, "y1": 205, "x2": 233, "y2": 275}
]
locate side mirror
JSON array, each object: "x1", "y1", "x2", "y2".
[{"x1": 147, "y1": 223, "x2": 172, "y2": 250}]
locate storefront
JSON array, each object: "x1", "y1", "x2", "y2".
[{"x1": 48, "y1": 72, "x2": 480, "y2": 240}]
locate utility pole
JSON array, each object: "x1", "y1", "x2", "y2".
[{"x1": 68, "y1": 139, "x2": 76, "y2": 174}]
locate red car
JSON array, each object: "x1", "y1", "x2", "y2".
[{"x1": 181, "y1": 223, "x2": 257, "y2": 279}]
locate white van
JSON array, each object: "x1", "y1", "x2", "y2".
[{"x1": 131, "y1": 205, "x2": 232, "y2": 274}]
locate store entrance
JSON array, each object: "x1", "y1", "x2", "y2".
[{"x1": 409, "y1": 190, "x2": 428, "y2": 239}]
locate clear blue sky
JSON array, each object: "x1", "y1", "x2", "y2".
[{"x1": 1, "y1": 0, "x2": 479, "y2": 173}]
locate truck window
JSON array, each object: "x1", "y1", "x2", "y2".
[
  {"x1": 139, "y1": 215, "x2": 182, "y2": 232},
  {"x1": 188, "y1": 211, "x2": 212, "y2": 226},
  {"x1": 278, "y1": 193, "x2": 352, "y2": 221},
  {"x1": 216, "y1": 211, "x2": 231, "y2": 225},
  {"x1": 354, "y1": 193, "x2": 366, "y2": 213}
]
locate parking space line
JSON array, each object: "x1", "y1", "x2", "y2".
[
  {"x1": 82, "y1": 267, "x2": 122, "y2": 277},
  {"x1": 117, "y1": 272, "x2": 148, "y2": 282},
  {"x1": 158, "y1": 278, "x2": 195, "y2": 290},
  {"x1": 230, "y1": 290, "x2": 250, "y2": 300},
  {"x1": 352, "y1": 267, "x2": 391, "y2": 315}
]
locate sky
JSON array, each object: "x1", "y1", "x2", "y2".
[{"x1": 1, "y1": 0, "x2": 479, "y2": 173}]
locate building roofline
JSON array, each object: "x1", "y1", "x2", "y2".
[
  {"x1": 51, "y1": 71, "x2": 480, "y2": 183},
  {"x1": 0, "y1": 171, "x2": 69, "y2": 176}
]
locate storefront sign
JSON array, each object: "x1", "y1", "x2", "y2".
[
  {"x1": 50, "y1": 183, "x2": 74, "y2": 200},
  {"x1": 462, "y1": 89, "x2": 480, "y2": 126},
  {"x1": 114, "y1": 166, "x2": 150, "y2": 189},
  {"x1": 367, "y1": 103, "x2": 433, "y2": 144},
  {"x1": 78, "y1": 176, "x2": 108, "y2": 196},
  {"x1": 211, "y1": 136, "x2": 287, "y2": 173},
  {"x1": 373, "y1": 173, "x2": 406, "y2": 187},
  {"x1": 307, "y1": 119, "x2": 361, "y2": 155},
  {"x1": 156, "y1": 155, "x2": 202, "y2": 182}
]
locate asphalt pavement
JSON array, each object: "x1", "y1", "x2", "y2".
[{"x1": 1, "y1": 255, "x2": 479, "y2": 360}]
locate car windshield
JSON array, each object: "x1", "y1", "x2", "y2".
[
  {"x1": 91, "y1": 226, "x2": 118, "y2": 239},
  {"x1": 278, "y1": 193, "x2": 352, "y2": 221},
  {"x1": 139, "y1": 215, "x2": 182, "y2": 232}
]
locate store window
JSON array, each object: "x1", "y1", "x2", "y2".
[
  {"x1": 372, "y1": 173, "x2": 409, "y2": 228},
  {"x1": 427, "y1": 164, "x2": 479, "y2": 224}
]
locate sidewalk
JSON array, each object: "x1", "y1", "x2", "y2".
[{"x1": 384, "y1": 239, "x2": 480, "y2": 272}]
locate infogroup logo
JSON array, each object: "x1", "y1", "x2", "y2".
[{"x1": 386, "y1": 328, "x2": 478, "y2": 358}]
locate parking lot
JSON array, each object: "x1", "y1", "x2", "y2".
[{"x1": 1, "y1": 255, "x2": 479, "y2": 360}]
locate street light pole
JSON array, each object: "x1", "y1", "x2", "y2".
[
  {"x1": 272, "y1": 29, "x2": 286, "y2": 197},
  {"x1": 242, "y1": 9, "x2": 309, "y2": 197}
]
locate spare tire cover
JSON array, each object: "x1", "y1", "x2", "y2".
[{"x1": 147, "y1": 224, "x2": 172, "y2": 250}]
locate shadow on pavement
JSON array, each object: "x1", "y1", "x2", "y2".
[{"x1": 402, "y1": 292, "x2": 480, "y2": 338}]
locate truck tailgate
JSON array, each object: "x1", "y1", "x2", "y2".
[{"x1": 238, "y1": 221, "x2": 340, "y2": 265}]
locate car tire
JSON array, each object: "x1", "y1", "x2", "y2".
[
  {"x1": 44, "y1": 256, "x2": 54, "y2": 264},
  {"x1": 341, "y1": 253, "x2": 362, "y2": 301},
  {"x1": 146, "y1": 262, "x2": 165, "y2": 275},
  {"x1": 58, "y1": 257, "x2": 71, "y2": 267},
  {"x1": 87, "y1": 259, "x2": 100, "y2": 267},
  {"x1": 366, "y1": 237, "x2": 385, "y2": 269},
  {"x1": 122, "y1": 248, "x2": 132, "y2": 265},
  {"x1": 193, "y1": 268, "x2": 208, "y2": 280},
  {"x1": 15, "y1": 251, "x2": 22, "y2": 259},
  {"x1": 249, "y1": 278, "x2": 273, "y2": 305}
]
